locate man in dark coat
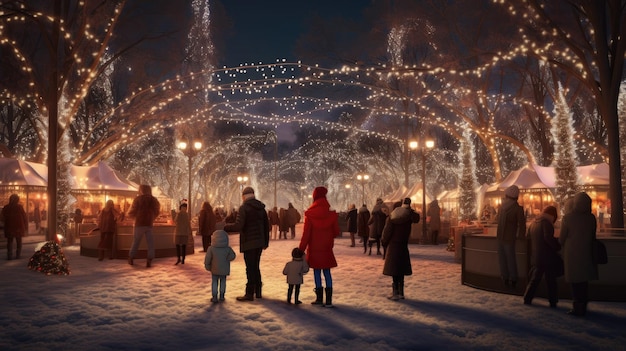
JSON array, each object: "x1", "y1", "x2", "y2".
[
  {"x1": 1, "y1": 194, "x2": 28, "y2": 260},
  {"x1": 224, "y1": 187, "x2": 270, "y2": 301},
  {"x1": 346, "y1": 204, "x2": 358, "y2": 247},
  {"x1": 523, "y1": 206, "x2": 562, "y2": 308},
  {"x1": 128, "y1": 184, "x2": 161, "y2": 267},
  {"x1": 381, "y1": 198, "x2": 420, "y2": 300},
  {"x1": 496, "y1": 185, "x2": 526, "y2": 288},
  {"x1": 357, "y1": 204, "x2": 370, "y2": 253},
  {"x1": 286, "y1": 202, "x2": 301, "y2": 239}
]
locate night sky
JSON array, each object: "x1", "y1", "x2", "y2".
[{"x1": 219, "y1": 0, "x2": 371, "y2": 67}]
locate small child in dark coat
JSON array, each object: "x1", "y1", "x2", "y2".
[{"x1": 282, "y1": 248, "x2": 309, "y2": 304}]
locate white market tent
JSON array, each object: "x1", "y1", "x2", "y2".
[
  {"x1": 0, "y1": 158, "x2": 48, "y2": 187},
  {"x1": 384, "y1": 182, "x2": 431, "y2": 207},
  {"x1": 70, "y1": 161, "x2": 137, "y2": 192}
]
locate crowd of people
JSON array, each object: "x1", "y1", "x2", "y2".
[{"x1": 1, "y1": 182, "x2": 605, "y2": 316}]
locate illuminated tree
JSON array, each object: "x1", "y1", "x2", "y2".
[
  {"x1": 499, "y1": 0, "x2": 626, "y2": 227},
  {"x1": 458, "y1": 129, "x2": 478, "y2": 221},
  {"x1": 551, "y1": 85, "x2": 581, "y2": 210}
]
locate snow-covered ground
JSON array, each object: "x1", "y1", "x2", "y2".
[{"x1": 1, "y1": 226, "x2": 625, "y2": 351}]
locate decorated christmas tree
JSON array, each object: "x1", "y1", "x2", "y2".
[
  {"x1": 27, "y1": 241, "x2": 71, "y2": 275},
  {"x1": 551, "y1": 85, "x2": 581, "y2": 211}
]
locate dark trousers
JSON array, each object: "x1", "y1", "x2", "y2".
[
  {"x1": 243, "y1": 248, "x2": 263, "y2": 286},
  {"x1": 523, "y1": 265, "x2": 558, "y2": 304},
  {"x1": 202, "y1": 235, "x2": 211, "y2": 252},
  {"x1": 6, "y1": 236, "x2": 22, "y2": 259}
]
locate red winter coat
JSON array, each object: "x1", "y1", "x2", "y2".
[{"x1": 299, "y1": 198, "x2": 340, "y2": 269}]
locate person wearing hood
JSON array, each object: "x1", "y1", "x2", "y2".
[
  {"x1": 367, "y1": 198, "x2": 389, "y2": 256},
  {"x1": 357, "y1": 204, "x2": 371, "y2": 253},
  {"x1": 381, "y1": 198, "x2": 420, "y2": 300},
  {"x1": 496, "y1": 185, "x2": 526, "y2": 288},
  {"x1": 298, "y1": 186, "x2": 340, "y2": 307},
  {"x1": 224, "y1": 187, "x2": 270, "y2": 301},
  {"x1": 204, "y1": 230, "x2": 236, "y2": 303},
  {"x1": 523, "y1": 206, "x2": 563, "y2": 308},
  {"x1": 559, "y1": 192, "x2": 599, "y2": 317}
]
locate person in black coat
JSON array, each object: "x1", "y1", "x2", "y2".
[
  {"x1": 381, "y1": 198, "x2": 420, "y2": 300},
  {"x1": 523, "y1": 206, "x2": 562, "y2": 308},
  {"x1": 357, "y1": 204, "x2": 370, "y2": 254},
  {"x1": 224, "y1": 187, "x2": 270, "y2": 301},
  {"x1": 368, "y1": 198, "x2": 389, "y2": 256},
  {"x1": 346, "y1": 204, "x2": 358, "y2": 247}
]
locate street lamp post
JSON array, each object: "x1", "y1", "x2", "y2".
[
  {"x1": 409, "y1": 139, "x2": 435, "y2": 244},
  {"x1": 178, "y1": 140, "x2": 202, "y2": 217},
  {"x1": 300, "y1": 185, "x2": 306, "y2": 212},
  {"x1": 237, "y1": 175, "x2": 249, "y2": 203},
  {"x1": 345, "y1": 184, "x2": 351, "y2": 209},
  {"x1": 356, "y1": 173, "x2": 369, "y2": 205}
]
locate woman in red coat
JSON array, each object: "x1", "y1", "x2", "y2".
[{"x1": 298, "y1": 186, "x2": 340, "y2": 307}]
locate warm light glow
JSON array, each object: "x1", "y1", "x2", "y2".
[
  {"x1": 345, "y1": 184, "x2": 351, "y2": 189},
  {"x1": 409, "y1": 140, "x2": 418, "y2": 150},
  {"x1": 237, "y1": 175, "x2": 249, "y2": 183}
]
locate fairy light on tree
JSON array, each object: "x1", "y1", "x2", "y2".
[
  {"x1": 458, "y1": 128, "x2": 478, "y2": 222},
  {"x1": 551, "y1": 84, "x2": 581, "y2": 211}
]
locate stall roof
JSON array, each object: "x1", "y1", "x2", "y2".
[
  {"x1": 0, "y1": 158, "x2": 47, "y2": 187},
  {"x1": 488, "y1": 163, "x2": 610, "y2": 192},
  {"x1": 71, "y1": 162, "x2": 138, "y2": 192}
]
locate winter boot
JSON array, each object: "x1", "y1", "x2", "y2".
[
  {"x1": 175, "y1": 245, "x2": 181, "y2": 265},
  {"x1": 255, "y1": 282, "x2": 263, "y2": 299},
  {"x1": 181, "y1": 245, "x2": 186, "y2": 264},
  {"x1": 387, "y1": 282, "x2": 399, "y2": 301},
  {"x1": 15, "y1": 247, "x2": 21, "y2": 259},
  {"x1": 237, "y1": 284, "x2": 255, "y2": 302},
  {"x1": 311, "y1": 288, "x2": 324, "y2": 305},
  {"x1": 294, "y1": 285, "x2": 302, "y2": 304},
  {"x1": 146, "y1": 258, "x2": 152, "y2": 268},
  {"x1": 568, "y1": 302, "x2": 587, "y2": 317},
  {"x1": 324, "y1": 287, "x2": 334, "y2": 308},
  {"x1": 398, "y1": 282, "x2": 405, "y2": 299}
]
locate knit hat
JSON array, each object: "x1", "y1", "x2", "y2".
[
  {"x1": 312, "y1": 186, "x2": 327, "y2": 200},
  {"x1": 242, "y1": 186, "x2": 255, "y2": 195},
  {"x1": 291, "y1": 247, "x2": 304, "y2": 259},
  {"x1": 504, "y1": 185, "x2": 520, "y2": 199},
  {"x1": 542, "y1": 205, "x2": 558, "y2": 222},
  {"x1": 402, "y1": 197, "x2": 411, "y2": 208}
]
